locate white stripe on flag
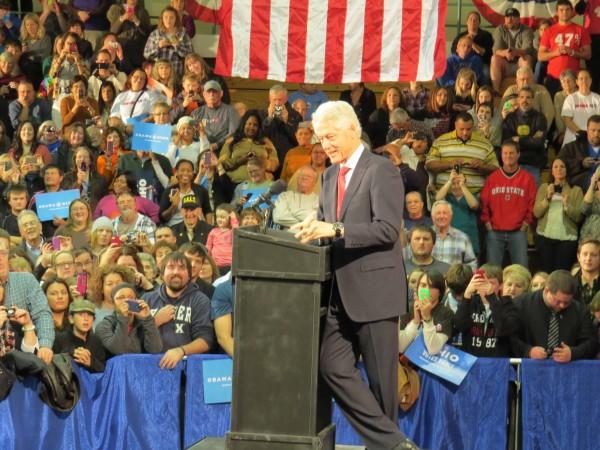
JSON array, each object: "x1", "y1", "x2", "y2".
[
  {"x1": 231, "y1": 0, "x2": 252, "y2": 78},
  {"x1": 304, "y1": 0, "x2": 328, "y2": 83},
  {"x1": 416, "y1": 0, "x2": 438, "y2": 81},
  {"x1": 268, "y1": 0, "x2": 291, "y2": 80},
  {"x1": 380, "y1": 0, "x2": 403, "y2": 81},
  {"x1": 342, "y1": 0, "x2": 366, "y2": 82}
]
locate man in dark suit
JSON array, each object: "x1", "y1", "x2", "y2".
[
  {"x1": 511, "y1": 270, "x2": 597, "y2": 361},
  {"x1": 293, "y1": 101, "x2": 418, "y2": 450}
]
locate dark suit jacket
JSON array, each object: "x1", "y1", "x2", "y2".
[
  {"x1": 511, "y1": 289, "x2": 597, "y2": 360},
  {"x1": 320, "y1": 148, "x2": 406, "y2": 323}
]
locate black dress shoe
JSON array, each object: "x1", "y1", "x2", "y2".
[{"x1": 392, "y1": 438, "x2": 421, "y2": 450}]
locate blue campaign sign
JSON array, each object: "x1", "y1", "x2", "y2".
[
  {"x1": 202, "y1": 358, "x2": 233, "y2": 404},
  {"x1": 404, "y1": 334, "x2": 477, "y2": 386},
  {"x1": 131, "y1": 122, "x2": 173, "y2": 155},
  {"x1": 35, "y1": 189, "x2": 80, "y2": 222},
  {"x1": 126, "y1": 113, "x2": 150, "y2": 125},
  {"x1": 241, "y1": 188, "x2": 279, "y2": 210}
]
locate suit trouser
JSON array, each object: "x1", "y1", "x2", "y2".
[{"x1": 319, "y1": 284, "x2": 405, "y2": 450}]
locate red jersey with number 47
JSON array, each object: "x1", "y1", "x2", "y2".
[{"x1": 540, "y1": 22, "x2": 591, "y2": 79}]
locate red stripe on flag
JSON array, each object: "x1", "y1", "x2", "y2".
[
  {"x1": 249, "y1": 0, "x2": 272, "y2": 79},
  {"x1": 399, "y1": 1, "x2": 422, "y2": 81},
  {"x1": 286, "y1": 0, "x2": 309, "y2": 82},
  {"x1": 361, "y1": 0, "x2": 384, "y2": 82},
  {"x1": 433, "y1": 0, "x2": 448, "y2": 79},
  {"x1": 213, "y1": 0, "x2": 232, "y2": 77},
  {"x1": 324, "y1": 2, "x2": 347, "y2": 83}
]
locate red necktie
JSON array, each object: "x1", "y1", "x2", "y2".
[{"x1": 337, "y1": 166, "x2": 351, "y2": 220}]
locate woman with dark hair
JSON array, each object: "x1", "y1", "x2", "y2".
[
  {"x1": 43, "y1": 276, "x2": 74, "y2": 332},
  {"x1": 534, "y1": 157, "x2": 584, "y2": 272},
  {"x1": 110, "y1": 68, "x2": 158, "y2": 124},
  {"x1": 96, "y1": 80, "x2": 117, "y2": 129},
  {"x1": 398, "y1": 270, "x2": 454, "y2": 355},
  {"x1": 107, "y1": 0, "x2": 152, "y2": 70},
  {"x1": 339, "y1": 82, "x2": 377, "y2": 130},
  {"x1": 143, "y1": 6, "x2": 193, "y2": 79},
  {"x1": 184, "y1": 53, "x2": 231, "y2": 104},
  {"x1": 0, "y1": 120, "x2": 11, "y2": 153},
  {"x1": 96, "y1": 126, "x2": 128, "y2": 181},
  {"x1": 53, "y1": 122, "x2": 91, "y2": 173},
  {"x1": 62, "y1": 146, "x2": 109, "y2": 211},
  {"x1": 93, "y1": 170, "x2": 160, "y2": 222},
  {"x1": 60, "y1": 74, "x2": 99, "y2": 129},
  {"x1": 8, "y1": 120, "x2": 52, "y2": 165},
  {"x1": 425, "y1": 86, "x2": 453, "y2": 138},
  {"x1": 219, "y1": 110, "x2": 279, "y2": 184},
  {"x1": 367, "y1": 86, "x2": 402, "y2": 149},
  {"x1": 89, "y1": 263, "x2": 136, "y2": 328}
]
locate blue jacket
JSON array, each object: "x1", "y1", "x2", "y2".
[{"x1": 438, "y1": 53, "x2": 484, "y2": 87}]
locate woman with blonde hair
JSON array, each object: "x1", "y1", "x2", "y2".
[
  {"x1": 148, "y1": 58, "x2": 177, "y2": 100},
  {"x1": 502, "y1": 264, "x2": 532, "y2": 298},
  {"x1": 54, "y1": 199, "x2": 93, "y2": 248},
  {"x1": 184, "y1": 53, "x2": 231, "y2": 104},
  {"x1": 20, "y1": 13, "x2": 52, "y2": 64},
  {"x1": 452, "y1": 68, "x2": 478, "y2": 115},
  {"x1": 0, "y1": 52, "x2": 24, "y2": 100}
]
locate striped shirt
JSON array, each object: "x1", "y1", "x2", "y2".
[{"x1": 427, "y1": 130, "x2": 498, "y2": 193}]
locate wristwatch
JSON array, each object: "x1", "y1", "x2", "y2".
[{"x1": 332, "y1": 222, "x2": 344, "y2": 239}]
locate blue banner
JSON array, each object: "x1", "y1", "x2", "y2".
[
  {"x1": 131, "y1": 122, "x2": 173, "y2": 155},
  {"x1": 404, "y1": 334, "x2": 477, "y2": 386},
  {"x1": 35, "y1": 189, "x2": 80, "y2": 221},
  {"x1": 202, "y1": 358, "x2": 233, "y2": 404}
]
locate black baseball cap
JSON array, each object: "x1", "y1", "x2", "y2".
[
  {"x1": 181, "y1": 194, "x2": 200, "y2": 209},
  {"x1": 505, "y1": 8, "x2": 520, "y2": 17}
]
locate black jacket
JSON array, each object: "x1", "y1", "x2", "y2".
[
  {"x1": 53, "y1": 329, "x2": 106, "y2": 373},
  {"x1": 510, "y1": 290, "x2": 597, "y2": 360},
  {"x1": 454, "y1": 293, "x2": 520, "y2": 357},
  {"x1": 173, "y1": 220, "x2": 214, "y2": 246},
  {"x1": 502, "y1": 109, "x2": 548, "y2": 168}
]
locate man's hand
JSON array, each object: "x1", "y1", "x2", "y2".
[
  {"x1": 159, "y1": 347, "x2": 185, "y2": 370},
  {"x1": 529, "y1": 346, "x2": 547, "y2": 359},
  {"x1": 552, "y1": 343, "x2": 572, "y2": 363},
  {"x1": 520, "y1": 222, "x2": 529, "y2": 232},
  {"x1": 38, "y1": 347, "x2": 54, "y2": 364},
  {"x1": 292, "y1": 217, "x2": 335, "y2": 243},
  {"x1": 582, "y1": 157, "x2": 596, "y2": 169},
  {"x1": 155, "y1": 305, "x2": 176, "y2": 327},
  {"x1": 73, "y1": 347, "x2": 92, "y2": 367}
]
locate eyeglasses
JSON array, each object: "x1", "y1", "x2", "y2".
[{"x1": 55, "y1": 261, "x2": 74, "y2": 269}]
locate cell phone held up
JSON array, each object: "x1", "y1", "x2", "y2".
[
  {"x1": 52, "y1": 236, "x2": 61, "y2": 251},
  {"x1": 126, "y1": 300, "x2": 142, "y2": 313},
  {"x1": 453, "y1": 164, "x2": 461, "y2": 174},
  {"x1": 76, "y1": 272, "x2": 88, "y2": 296}
]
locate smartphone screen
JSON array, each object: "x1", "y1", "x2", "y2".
[
  {"x1": 111, "y1": 236, "x2": 122, "y2": 246},
  {"x1": 204, "y1": 152, "x2": 212, "y2": 165},
  {"x1": 106, "y1": 141, "x2": 114, "y2": 154},
  {"x1": 76, "y1": 272, "x2": 88, "y2": 296},
  {"x1": 418, "y1": 287, "x2": 431, "y2": 301},
  {"x1": 127, "y1": 300, "x2": 142, "y2": 313},
  {"x1": 69, "y1": 42, "x2": 78, "y2": 53},
  {"x1": 52, "y1": 236, "x2": 61, "y2": 251}
]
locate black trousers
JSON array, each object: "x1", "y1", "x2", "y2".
[
  {"x1": 535, "y1": 234, "x2": 578, "y2": 273},
  {"x1": 320, "y1": 283, "x2": 404, "y2": 450}
]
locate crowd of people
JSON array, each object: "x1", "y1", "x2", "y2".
[{"x1": 0, "y1": 0, "x2": 600, "y2": 392}]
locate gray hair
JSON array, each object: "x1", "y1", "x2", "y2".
[
  {"x1": 516, "y1": 66, "x2": 533, "y2": 77},
  {"x1": 389, "y1": 107, "x2": 410, "y2": 125},
  {"x1": 559, "y1": 69, "x2": 576, "y2": 81},
  {"x1": 269, "y1": 84, "x2": 288, "y2": 96},
  {"x1": 431, "y1": 200, "x2": 453, "y2": 215},
  {"x1": 312, "y1": 101, "x2": 362, "y2": 139},
  {"x1": 17, "y1": 209, "x2": 40, "y2": 226}
]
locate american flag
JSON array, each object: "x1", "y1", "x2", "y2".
[{"x1": 185, "y1": 0, "x2": 448, "y2": 83}]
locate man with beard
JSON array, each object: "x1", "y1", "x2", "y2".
[{"x1": 144, "y1": 252, "x2": 214, "y2": 369}]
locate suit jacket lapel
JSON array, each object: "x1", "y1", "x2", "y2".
[{"x1": 339, "y1": 151, "x2": 369, "y2": 220}]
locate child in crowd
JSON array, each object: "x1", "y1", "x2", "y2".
[
  {"x1": 531, "y1": 271, "x2": 549, "y2": 291},
  {"x1": 205, "y1": 204, "x2": 239, "y2": 274},
  {"x1": 502, "y1": 264, "x2": 532, "y2": 298},
  {"x1": 53, "y1": 299, "x2": 106, "y2": 372}
]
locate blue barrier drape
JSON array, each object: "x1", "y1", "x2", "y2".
[
  {"x1": 521, "y1": 360, "x2": 600, "y2": 450},
  {"x1": 333, "y1": 358, "x2": 513, "y2": 450},
  {"x1": 184, "y1": 355, "x2": 232, "y2": 448},
  {"x1": 0, "y1": 355, "x2": 183, "y2": 450}
]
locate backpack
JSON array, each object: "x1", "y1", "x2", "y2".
[{"x1": 38, "y1": 353, "x2": 80, "y2": 412}]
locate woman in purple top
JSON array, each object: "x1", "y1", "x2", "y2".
[{"x1": 94, "y1": 170, "x2": 160, "y2": 223}]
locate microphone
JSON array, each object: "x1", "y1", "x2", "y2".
[{"x1": 249, "y1": 180, "x2": 287, "y2": 208}]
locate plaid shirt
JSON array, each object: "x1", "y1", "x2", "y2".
[
  {"x1": 112, "y1": 213, "x2": 157, "y2": 245},
  {"x1": 3, "y1": 272, "x2": 54, "y2": 349},
  {"x1": 432, "y1": 227, "x2": 477, "y2": 270},
  {"x1": 143, "y1": 29, "x2": 194, "y2": 79}
]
